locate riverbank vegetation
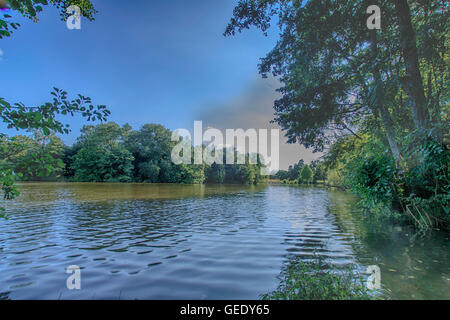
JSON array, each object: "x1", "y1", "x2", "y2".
[
  {"x1": 0, "y1": 122, "x2": 266, "y2": 185},
  {"x1": 273, "y1": 160, "x2": 326, "y2": 186},
  {"x1": 262, "y1": 257, "x2": 377, "y2": 300},
  {"x1": 0, "y1": 1, "x2": 105, "y2": 217},
  {"x1": 226, "y1": 0, "x2": 449, "y2": 230}
]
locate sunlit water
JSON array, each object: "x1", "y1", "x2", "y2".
[{"x1": 0, "y1": 183, "x2": 448, "y2": 300}]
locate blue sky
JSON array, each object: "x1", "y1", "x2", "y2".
[{"x1": 0, "y1": 0, "x2": 318, "y2": 168}]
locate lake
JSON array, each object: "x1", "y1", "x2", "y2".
[{"x1": 0, "y1": 183, "x2": 448, "y2": 299}]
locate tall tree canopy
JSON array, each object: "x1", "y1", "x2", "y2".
[
  {"x1": 225, "y1": 0, "x2": 448, "y2": 154},
  {"x1": 225, "y1": 0, "x2": 449, "y2": 228}
]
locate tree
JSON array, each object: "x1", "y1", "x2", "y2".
[
  {"x1": 0, "y1": 131, "x2": 66, "y2": 218},
  {"x1": 71, "y1": 144, "x2": 134, "y2": 182},
  {"x1": 0, "y1": 132, "x2": 66, "y2": 179},
  {"x1": 311, "y1": 160, "x2": 327, "y2": 183},
  {"x1": 206, "y1": 162, "x2": 226, "y2": 184},
  {"x1": 221, "y1": 149, "x2": 264, "y2": 185},
  {"x1": 226, "y1": 0, "x2": 376, "y2": 151},
  {"x1": 0, "y1": 0, "x2": 108, "y2": 216},
  {"x1": 11, "y1": 131, "x2": 65, "y2": 180},
  {"x1": 224, "y1": 0, "x2": 447, "y2": 153},
  {"x1": 124, "y1": 124, "x2": 176, "y2": 182},
  {"x1": 393, "y1": 0, "x2": 428, "y2": 129},
  {"x1": 178, "y1": 163, "x2": 206, "y2": 184},
  {"x1": 300, "y1": 165, "x2": 314, "y2": 184},
  {"x1": 0, "y1": 0, "x2": 97, "y2": 39},
  {"x1": 225, "y1": 0, "x2": 449, "y2": 227},
  {"x1": 274, "y1": 170, "x2": 289, "y2": 181},
  {"x1": 158, "y1": 158, "x2": 183, "y2": 183},
  {"x1": 290, "y1": 160, "x2": 304, "y2": 181},
  {"x1": 70, "y1": 123, "x2": 134, "y2": 182}
]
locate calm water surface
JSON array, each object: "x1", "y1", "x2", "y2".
[{"x1": 0, "y1": 183, "x2": 448, "y2": 299}]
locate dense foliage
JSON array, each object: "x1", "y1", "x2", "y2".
[
  {"x1": 0, "y1": 132, "x2": 65, "y2": 181},
  {"x1": 273, "y1": 160, "x2": 325, "y2": 185},
  {"x1": 323, "y1": 133, "x2": 450, "y2": 229},
  {"x1": 226, "y1": 0, "x2": 449, "y2": 230},
  {"x1": 0, "y1": 122, "x2": 267, "y2": 186}
]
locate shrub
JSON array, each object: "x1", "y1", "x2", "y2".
[
  {"x1": 261, "y1": 258, "x2": 376, "y2": 300},
  {"x1": 343, "y1": 134, "x2": 449, "y2": 229}
]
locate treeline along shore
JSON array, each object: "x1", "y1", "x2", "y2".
[{"x1": 0, "y1": 122, "x2": 267, "y2": 185}]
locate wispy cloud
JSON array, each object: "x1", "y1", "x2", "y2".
[{"x1": 0, "y1": 48, "x2": 3, "y2": 61}]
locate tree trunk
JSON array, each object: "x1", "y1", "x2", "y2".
[
  {"x1": 370, "y1": 32, "x2": 403, "y2": 164},
  {"x1": 394, "y1": 0, "x2": 428, "y2": 129},
  {"x1": 377, "y1": 95, "x2": 403, "y2": 163}
]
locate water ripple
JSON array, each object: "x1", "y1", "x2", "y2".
[{"x1": 0, "y1": 183, "x2": 448, "y2": 299}]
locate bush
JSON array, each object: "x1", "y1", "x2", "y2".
[
  {"x1": 347, "y1": 139, "x2": 399, "y2": 210},
  {"x1": 261, "y1": 258, "x2": 376, "y2": 300},
  {"x1": 402, "y1": 138, "x2": 450, "y2": 228},
  {"x1": 344, "y1": 135, "x2": 449, "y2": 229}
]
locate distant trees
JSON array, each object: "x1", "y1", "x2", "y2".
[
  {"x1": 274, "y1": 170, "x2": 289, "y2": 181},
  {"x1": 300, "y1": 165, "x2": 314, "y2": 184},
  {"x1": 207, "y1": 162, "x2": 226, "y2": 184},
  {"x1": 0, "y1": 122, "x2": 267, "y2": 185},
  {"x1": 178, "y1": 163, "x2": 206, "y2": 184},
  {"x1": 290, "y1": 160, "x2": 304, "y2": 181},
  {"x1": 68, "y1": 123, "x2": 134, "y2": 182},
  {"x1": 310, "y1": 160, "x2": 327, "y2": 183},
  {"x1": 273, "y1": 161, "x2": 317, "y2": 185},
  {"x1": 124, "y1": 124, "x2": 176, "y2": 182},
  {"x1": 68, "y1": 123, "x2": 266, "y2": 184},
  {"x1": 0, "y1": 131, "x2": 65, "y2": 181}
]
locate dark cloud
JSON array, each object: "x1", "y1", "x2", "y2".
[{"x1": 196, "y1": 76, "x2": 321, "y2": 170}]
